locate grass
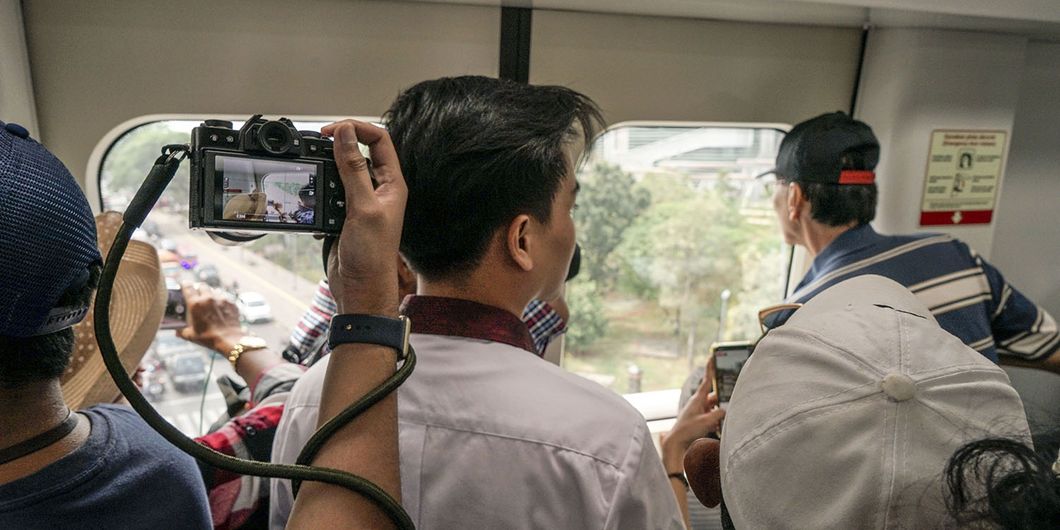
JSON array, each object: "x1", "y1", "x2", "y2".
[{"x1": 565, "y1": 294, "x2": 717, "y2": 393}]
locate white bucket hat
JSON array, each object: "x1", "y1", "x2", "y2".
[{"x1": 720, "y1": 275, "x2": 1030, "y2": 529}]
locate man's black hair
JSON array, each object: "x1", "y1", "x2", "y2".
[
  {"x1": 0, "y1": 264, "x2": 101, "y2": 388},
  {"x1": 789, "y1": 148, "x2": 878, "y2": 227},
  {"x1": 383, "y1": 75, "x2": 604, "y2": 281},
  {"x1": 799, "y1": 182, "x2": 877, "y2": 227}
]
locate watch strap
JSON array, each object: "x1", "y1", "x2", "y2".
[{"x1": 329, "y1": 314, "x2": 411, "y2": 360}]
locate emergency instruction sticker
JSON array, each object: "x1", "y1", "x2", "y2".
[{"x1": 919, "y1": 130, "x2": 1006, "y2": 225}]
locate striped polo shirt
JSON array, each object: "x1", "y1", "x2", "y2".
[{"x1": 777, "y1": 224, "x2": 1059, "y2": 363}]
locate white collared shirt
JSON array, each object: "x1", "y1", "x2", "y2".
[{"x1": 270, "y1": 333, "x2": 682, "y2": 529}]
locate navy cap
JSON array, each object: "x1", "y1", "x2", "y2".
[
  {"x1": 764, "y1": 112, "x2": 880, "y2": 185},
  {"x1": 0, "y1": 120, "x2": 102, "y2": 337}
]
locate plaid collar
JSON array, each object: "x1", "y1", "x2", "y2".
[{"x1": 400, "y1": 295, "x2": 536, "y2": 354}]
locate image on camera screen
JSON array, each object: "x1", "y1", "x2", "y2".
[
  {"x1": 715, "y1": 347, "x2": 751, "y2": 404},
  {"x1": 216, "y1": 155, "x2": 319, "y2": 225}
]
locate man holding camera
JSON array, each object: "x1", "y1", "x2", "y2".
[
  {"x1": 271, "y1": 76, "x2": 686, "y2": 529},
  {"x1": 766, "y1": 112, "x2": 1059, "y2": 373}
]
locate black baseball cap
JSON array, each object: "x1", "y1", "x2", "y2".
[{"x1": 760, "y1": 112, "x2": 880, "y2": 185}]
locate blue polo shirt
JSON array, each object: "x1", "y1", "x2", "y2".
[
  {"x1": 0, "y1": 405, "x2": 211, "y2": 529},
  {"x1": 773, "y1": 224, "x2": 1058, "y2": 363}
]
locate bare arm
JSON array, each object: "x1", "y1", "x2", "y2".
[
  {"x1": 286, "y1": 119, "x2": 407, "y2": 529},
  {"x1": 177, "y1": 286, "x2": 287, "y2": 395},
  {"x1": 662, "y1": 363, "x2": 725, "y2": 529}
]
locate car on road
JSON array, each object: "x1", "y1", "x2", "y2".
[
  {"x1": 169, "y1": 352, "x2": 208, "y2": 394},
  {"x1": 237, "y1": 292, "x2": 272, "y2": 324},
  {"x1": 150, "y1": 333, "x2": 207, "y2": 368},
  {"x1": 196, "y1": 264, "x2": 222, "y2": 288},
  {"x1": 139, "y1": 362, "x2": 167, "y2": 402},
  {"x1": 142, "y1": 219, "x2": 161, "y2": 239},
  {"x1": 177, "y1": 245, "x2": 198, "y2": 270}
]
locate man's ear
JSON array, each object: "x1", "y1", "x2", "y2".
[
  {"x1": 506, "y1": 214, "x2": 534, "y2": 272},
  {"x1": 396, "y1": 254, "x2": 417, "y2": 297},
  {"x1": 787, "y1": 182, "x2": 805, "y2": 222}
]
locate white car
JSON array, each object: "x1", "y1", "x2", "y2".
[{"x1": 237, "y1": 292, "x2": 272, "y2": 324}]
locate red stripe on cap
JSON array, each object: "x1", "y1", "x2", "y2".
[{"x1": 838, "y1": 170, "x2": 875, "y2": 184}]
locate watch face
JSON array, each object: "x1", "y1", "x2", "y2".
[{"x1": 240, "y1": 336, "x2": 268, "y2": 349}]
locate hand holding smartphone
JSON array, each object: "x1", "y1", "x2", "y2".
[
  {"x1": 160, "y1": 282, "x2": 188, "y2": 330},
  {"x1": 709, "y1": 341, "x2": 753, "y2": 435}
]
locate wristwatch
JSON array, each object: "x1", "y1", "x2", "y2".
[
  {"x1": 328, "y1": 314, "x2": 412, "y2": 360},
  {"x1": 226, "y1": 335, "x2": 268, "y2": 368}
]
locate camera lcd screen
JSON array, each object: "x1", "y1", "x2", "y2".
[
  {"x1": 714, "y1": 344, "x2": 752, "y2": 406},
  {"x1": 214, "y1": 154, "x2": 321, "y2": 226}
]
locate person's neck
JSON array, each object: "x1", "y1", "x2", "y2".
[
  {"x1": 801, "y1": 221, "x2": 858, "y2": 257},
  {"x1": 0, "y1": 380, "x2": 69, "y2": 449},
  {"x1": 417, "y1": 270, "x2": 533, "y2": 320}
]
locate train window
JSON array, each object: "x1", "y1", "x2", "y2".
[
  {"x1": 97, "y1": 117, "x2": 365, "y2": 436},
  {"x1": 97, "y1": 118, "x2": 789, "y2": 430},
  {"x1": 566, "y1": 122, "x2": 790, "y2": 394}
]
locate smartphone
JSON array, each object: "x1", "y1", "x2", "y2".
[
  {"x1": 711, "y1": 341, "x2": 754, "y2": 409},
  {"x1": 160, "y1": 285, "x2": 187, "y2": 330}
]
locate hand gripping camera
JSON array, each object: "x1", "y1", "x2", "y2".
[{"x1": 189, "y1": 115, "x2": 346, "y2": 237}]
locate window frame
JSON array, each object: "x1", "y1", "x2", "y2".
[{"x1": 87, "y1": 116, "x2": 806, "y2": 429}]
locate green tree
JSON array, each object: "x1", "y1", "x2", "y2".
[
  {"x1": 618, "y1": 177, "x2": 748, "y2": 348},
  {"x1": 565, "y1": 163, "x2": 651, "y2": 353},
  {"x1": 101, "y1": 122, "x2": 191, "y2": 209},
  {"x1": 564, "y1": 279, "x2": 608, "y2": 353},
  {"x1": 575, "y1": 163, "x2": 651, "y2": 289}
]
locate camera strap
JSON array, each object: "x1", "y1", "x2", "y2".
[{"x1": 124, "y1": 145, "x2": 188, "y2": 228}]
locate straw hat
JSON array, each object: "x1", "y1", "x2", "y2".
[{"x1": 61, "y1": 212, "x2": 167, "y2": 409}]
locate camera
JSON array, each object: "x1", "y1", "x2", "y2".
[{"x1": 189, "y1": 115, "x2": 346, "y2": 236}]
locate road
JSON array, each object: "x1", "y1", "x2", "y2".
[{"x1": 139, "y1": 209, "x2": 322, "y2": 436}]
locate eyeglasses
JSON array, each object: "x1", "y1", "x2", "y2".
[
  {"x1": 761, "y1": 175, "x2": 789, "y2": 195},
  {"x1": 757, "y1": 303, "x2": 803, "y2": 335}
]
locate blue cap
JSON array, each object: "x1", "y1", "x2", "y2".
[{"x1": 0, "y1": 120, "x2": 102, "y2": 337}]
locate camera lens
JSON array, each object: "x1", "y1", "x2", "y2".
[{"x1": 258, "y1": 121, "x2": 294, "y2": 154}]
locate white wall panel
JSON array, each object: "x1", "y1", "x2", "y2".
[
  {"x1": 0, "y1": 0, "x2": 38, "y2": 136},
  {"x1": 856, "y1": 28, "x2": 1027, "y2": 256},
  {"x1": 991, "y1": 42, "x2": 1060, "y2": 318},
  {"x1": 22, "y1": 0, "x2": 499, "y2": 185},
  {"x1": 529, "y1": 10, "x2": 862, "y2": 126}
]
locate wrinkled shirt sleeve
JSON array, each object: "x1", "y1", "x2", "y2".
[
  {"x1": 977, "y1": 253, "x2": 1060, "y2": 360},
  {"x1": 604, "y1": 421, "x2": 684, "y2": 530}
]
